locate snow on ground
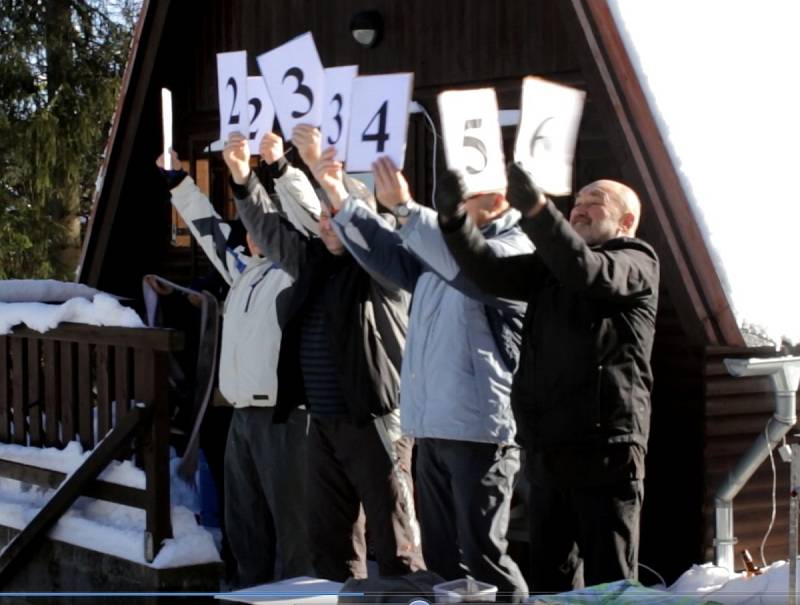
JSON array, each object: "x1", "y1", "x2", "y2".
[
  {"x1": 0, "y1": 442, "x2": 220, "y2": 569},
  {"x1": 0, "y1": 293, "x2": 144, "y2": 335}
]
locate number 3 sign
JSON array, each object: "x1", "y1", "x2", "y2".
[
  {"x1": 438, "y1": 88, "x2": 506, "y2": 196},
  {"x1": 346, "y1": 73, "x2": 414, "y2": 172},
  {"x1": 257, "y1": 32, "x2": 325, "y2": 138}
]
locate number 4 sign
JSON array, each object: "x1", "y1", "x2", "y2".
[
  {"x1": 346, "y1": 73, "x2": 414, "y2": 172},
  {"x1": 438, "y1": 88, "x2": 506, "y2": 196},
  {"x1": 217, "y1": 51, "x2": 248, "y2": 142},
  {"x1": 514, "y1": 77, "x2": 585, "y2": 196},
  {"x1": 257, "y1": 32, "x2": 325, "y2": 138}
]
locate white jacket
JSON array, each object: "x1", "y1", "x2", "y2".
[{"x1": 170, "y1": 176, "x2": 306, "y2": 408}]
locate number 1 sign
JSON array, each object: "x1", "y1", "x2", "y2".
[
  {"x1": 217, "y1": 51, "x2": 248, "y2": 142},
  {"x1": 514, "y1": 77, "x2": 585, "y2": 196},
  {"x1": 346, "y1": 73, "x2": 414, "y2": 172},
  {"x1": 438, "y1": 88, "x2": 506, "y2": 196},
  {"x1": 257, "y1": 32, "x2": 325, "y2": 138}
]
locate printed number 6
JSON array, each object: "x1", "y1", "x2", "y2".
[
  {"x1": 529, "y1": 116, "x2": 554, "y2": 157},
  {"x1": 282, "y1": 67, "x2": 313, "y2": 119}
]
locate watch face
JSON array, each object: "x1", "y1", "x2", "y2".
[{"x1": 394, "y1": 204, "x2": 410, "y2": 218}]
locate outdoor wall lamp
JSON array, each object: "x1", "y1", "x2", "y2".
[{"x1": 350, "y1": 10, "x2": 383, "y2": 48}]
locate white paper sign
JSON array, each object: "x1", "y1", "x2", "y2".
[
  {"x1": 161, "y1": 88, "x2": 173, "y2": 170},
  {"x1": 438, "y1": 88, "x2": 506, "y2": 196},
  {"x1": 346, "y1": 73, "x2": 414, "y2": 172},
  {"x1": 217, "y1": 51, "x2": 249, "y2": 142},
  {"x1": 514, "y1": 77, "x2": 586, "y2": 196},
  {"x1": 321, "y1": 65, "x2": 359, "y2": 162},
  {"x1": 256, "y1": 32, "x2": 325, "y2": 138},
  {"x1": 246, "y1": 76, "x2": 276, "y2": 155}
]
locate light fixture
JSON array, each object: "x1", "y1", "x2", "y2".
[{"x1": 350, "y1": 10, "x2": 383, "y2": 49}]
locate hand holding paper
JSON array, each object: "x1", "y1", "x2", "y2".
[
  {"x1": 372, "y1": 156, "x2": 411, "y2": 210},
  {"x1": 292, "y1": 124, "x2": 322, "y2": 168},
  {"x1": 506, "y1": 162, "x2": 546, "y2": 217},
  {"x1": 223, "y1": 133, "x2": 251, "y2": 185},
  {"x1": 259, "y1": 132, "x2": 285, "y2": 165},
  {"x1": 435, "y1": 170, "x2": 468, "y2": 224},
  {"x1": 312, "y1": 148, "x2": 348, "y2": 210}
]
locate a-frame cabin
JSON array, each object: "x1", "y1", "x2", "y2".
[{"x1": 79, "y1": 0, "x2": 787, "y2": 583}]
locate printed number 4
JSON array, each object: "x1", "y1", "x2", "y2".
[{"x1": 362, "y1": 101, "x2": 390, "y2": 152}]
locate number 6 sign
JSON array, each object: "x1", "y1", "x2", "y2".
[
  {"x1": 514, "y1": 77, "x2": 585, "y2": 196},
  {"x1": 438, "y1": 88, "x2": 506, "y2": 196},
  {"x1": 257, "y1": 32, "x2": 325, "y2": 138}
]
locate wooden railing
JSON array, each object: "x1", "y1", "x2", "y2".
[{"x1": 0, "y1": 323, "x2": 183, "y2": 564}]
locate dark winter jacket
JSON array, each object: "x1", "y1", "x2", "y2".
[
  {"x1": 441, "y1": 199, "x2": 659, "y2": 485},
  {"x1": 232, "y1": 173, "x2": 408, "y2": 426}
]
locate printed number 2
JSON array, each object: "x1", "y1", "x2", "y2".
[
  {"x1": 328, "y1": 93, "x2": 343, "y2": 145},
  {"x1": 282, "y1": 67, "x2": 313, "y2": 119},
  {"x1": 227, "y1": 77, "x2": 240, "y2": 125},
  {"x1": 248, "y1": 98, "x2": 262, "y2": 141},
  {"x1": 362, "y1": 101, "x2": 389, "y2": 152},
  {"x1": 463, "y1": 118, "x2": 488, "y2": 174}
]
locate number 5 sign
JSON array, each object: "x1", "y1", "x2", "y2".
[
  {"x1": 438, "y1": 88, "x2": 506, "y2": 196},
  {"x1": 514, "y1": 77, "x2": 585, "y2": 196},
  {"x1": 257, "y1": 32, "x2": 325, "y2": 138},
  {"x1": 346, "y1": 73, "x2": 414, "y2": 172}
]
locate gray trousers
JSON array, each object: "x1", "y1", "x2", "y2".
[
  {"x1": 415, "y1": 438, "x2": 528, "y2": 599},
  {"x1": 307, "y1": 415, "x2": 425, "y2": 581},
  {"x1": 224, "y1": 406, "x2": 313, "y2": 587}
]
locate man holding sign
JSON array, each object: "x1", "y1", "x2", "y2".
[
  {"x1": 439, "y1": 164, "x2": 659, "y2": 592},
  {"x1": 310, "y1": 144, "x2": 531, "y2": 599}
]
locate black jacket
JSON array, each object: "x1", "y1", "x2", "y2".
[
  {"x1": 232, "y1": 173, "x2": 408, "y2": 426},
  {"x1": 441, "y1": 200, "x2": 659, "y2": 484}
]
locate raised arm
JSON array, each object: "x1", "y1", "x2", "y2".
[
  {"x1": 157, "y1": 151, "x2": 237, "y2": 286},
  {"x1": 507, "y1": 162, "x2": 659, "y2": 301},
  {"x1": 224, "y1": 133, "x2": 308, "y2": 279},
  {"x1": 309, "y1": 148, "x2": 423, "y2": 292}
]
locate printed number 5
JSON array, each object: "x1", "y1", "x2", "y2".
[
  {"x1": 282, "y1": 67, "x2": 313, "y2": 119},
  {"x1": 463, "y1": 119, "x2": 488, "y2": 175}
]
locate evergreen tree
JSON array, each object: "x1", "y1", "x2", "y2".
[{"x1": 0, "y1": 0, "x2": 140, "y2": 279}]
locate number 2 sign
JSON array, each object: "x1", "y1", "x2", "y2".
[
  {"x1": 438, "y1": 88, "x2": 506, "y2": 196},
  {"x1": 246, "y1": 76, "x2": 276, "y2": 155},
  {"x1": 514, "y1": 77, "x2": 585, "y2": 196},
  {"x1": 256, "y1": 32, "x2": 325, "y2": 138},
  {"x1": 345, "y1": 73, "x2": 414, "y2": 172},
  {"x1": 216, "y1": 51, "x2": 248, "y2": 142}
]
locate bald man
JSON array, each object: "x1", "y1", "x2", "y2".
[{"x1": 438, "y1": 164, "x2": 660, "y2": 592}]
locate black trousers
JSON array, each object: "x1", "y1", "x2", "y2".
[
  {"x1": 415, "y1": 438, "x2": 528, "y2": 599},
  {"x1": 307, "y1": 414, "x2": 425, "y2": 581},
  {"x1": 528, "y1": 478, "x2": 644, "y2": 593}
]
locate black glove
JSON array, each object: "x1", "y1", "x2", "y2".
[
  {"x1": 435, "y1": 169, "x2": 467, "y2": 224},
  {"x1": 158, "y1": 166, "x2": 188, "y2": 190},
  {"x1": 506, "y1": 162, "x2": 545, "y2": 216}
]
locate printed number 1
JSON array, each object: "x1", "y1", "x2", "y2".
[{"x1": 362, "y1": 101, "x2": 390, "y2": 152}]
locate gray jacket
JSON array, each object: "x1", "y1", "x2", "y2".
[{"x1": 333, "y1": 197, "x2": 533, "y2": 444}]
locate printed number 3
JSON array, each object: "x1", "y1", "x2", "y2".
[
  {"x1": 328, "y1": 93, "x2": 343, "y2": 145},
  {"x1": 282, "y1": 67, "x2": 313, "y2": 119}
]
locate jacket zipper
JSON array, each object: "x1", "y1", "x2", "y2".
[
  {"x1": 244, "y1": 265, "x2": 275, "y2": 313},
  {"x1": 595, "y1": 364, "x2": 604, "y2": 429}
]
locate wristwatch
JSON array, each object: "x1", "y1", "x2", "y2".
[{"x1": 392, "y1": 202, "x2": 411, "y2": 219}]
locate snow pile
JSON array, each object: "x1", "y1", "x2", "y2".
[
  {"x1": 0, "y1": 442, "x2": 219, "y2": 569},
  {"x1": 0, "y1": 293, "x2": 144, "y2": 335},
  {"x1": 668, "y1": 561, "x2": 798, "y2": 604}
]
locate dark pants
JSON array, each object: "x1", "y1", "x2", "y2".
[
  {"x1": 307, "y1": 414, "x2": 425, "y2": 581},
  {"x1": 528, "y1": 479, "x2": 643, "y2": 592},
  {"x1": 224, "y1": 406, "x2": 313, "y2": 587},
  {"x1": 416, "y1": 438, "x2": 528, "y2": 599}
]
